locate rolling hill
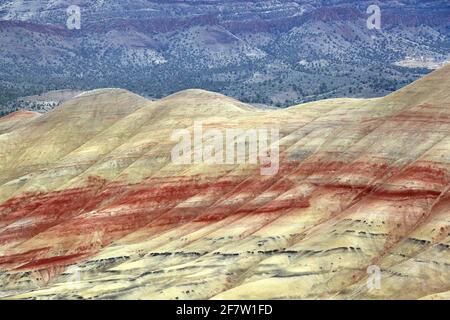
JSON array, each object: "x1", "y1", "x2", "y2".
[{"x1": 0, "y1": 65, "x2": 449, "y2": 299}]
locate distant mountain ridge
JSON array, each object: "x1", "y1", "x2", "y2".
[{"x1": 0, "y1": 0, "x2": 449, "y2": 113}]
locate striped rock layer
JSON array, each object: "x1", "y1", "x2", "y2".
[{"x1": 0, "y1": 66, "x2": 450, "y2": 299}]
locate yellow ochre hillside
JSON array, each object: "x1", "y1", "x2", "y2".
[{"x1": 0, "y1": 65, "x2": 449, "y2": 299}]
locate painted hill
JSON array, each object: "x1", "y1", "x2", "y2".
[
  {"x1": 0, "y1": 110, "x2": 41, "y2": 134},
  {"x1": 0, "y1": 65, "x2": 449, "y2": 299}
]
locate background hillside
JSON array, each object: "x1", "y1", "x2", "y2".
[{"x1": 0, "y1": 0, "x2": 449, "y2": 114}]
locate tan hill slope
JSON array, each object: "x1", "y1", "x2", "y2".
[
  {"x1": 0, "y1": 65, "x2": 449, "y2": 299},
  {"x1": 0, "y1": 110, "x2": 41, "y2": 135}
]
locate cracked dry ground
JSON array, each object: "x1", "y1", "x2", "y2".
[{"x1": 0, "y1": 65, "x2": 450, "y2": 299}]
